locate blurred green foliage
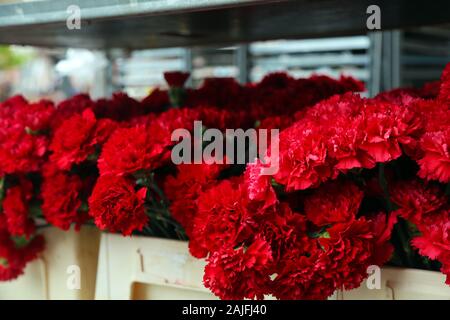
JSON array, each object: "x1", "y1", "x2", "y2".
[{"x1": 0, "y1": 45, "x2": 30, "y2": 69}]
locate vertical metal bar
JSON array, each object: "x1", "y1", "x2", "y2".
[
  {"x1": 391, "y1": 30, "x2": 402, "y2": 88},
  {"x1": 104, "y1": 48, "x2": 126, "y2": 97},
  {"x1": 183, "y1": 48, "x2": 193, "y2": 88},
  {"x1": 368, "y1": 32, "x2": 382, "y2": 97},
  {"x1": 236, "y1": 44, "x2": 249, "y2": 84},
  {"x1": 382, "y1": 31, "x2": 392, "y2": 91}
]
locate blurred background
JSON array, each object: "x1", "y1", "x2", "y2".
[{"x1": 1, "y1": 25, "x2": 449, "y2": 103}]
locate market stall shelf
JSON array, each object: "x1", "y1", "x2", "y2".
[{"x1": 1, "y1": 0, "x2": 450, "y2": 49}]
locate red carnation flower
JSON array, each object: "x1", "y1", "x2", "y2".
[
  {"x1": 164, "y1": 71, "x2": 190, "y2": 88},
  {"x1": 0, "y1": 127, "x2": 48, "y2": 174},
  {"x1": 272, "y1": 247, "x2": 335, "y2": 300},
  {"x1": 369, "y1": 212, "x2": 398, "y2": 266},
  {"x1": 164, "y1": 163, "x2": 222, "y2": 237},
  {"x1": 50, "y1": 109, "x2": 116, "y2": 170},
  {"x1": 88, "y1": 175, "x2": 148, "y2": 236},
  {"x1": 155, "y1": 107, "x2": 201, "y2": 133},
  {"x1": 243, "y1": 161, "x2": 278, "y2": 210},
  {"x1": 417, "y1": 129, "x2": 450, "y2": 183},
  {"x1": 2, "y1": 181, "x2": 35, "y2": 238},
  {"x1": 141, "y1": 88, "x2": 169, "y2": 113},
  {"x1": 274, "y1": 121, "x2": 333, "y2": 191},
  {"x1": 94, "y1": 92, "x2": 144, "y2": 121},
  {"x1": 412, "y1": 210, "x2": 450, "y2": 260},
  {"x1": 260, "y1": 203, "x2": 309, "y2": 262},
  {"x1": 51, "y1": 94, "x2": 94, "y2": 128},
  {"x1": 0, "y1": 230, "x2": 26, "y2": 281},
  {"x1": 190, "y1": 180, "x2": 254, "y2": 258},
  {"x1": 258, "y1": 115, "x2": 293, "y2": 131},
  {"x1": 391, "y1": 180, "x2": 447, "y2": 224},
  {"x1": 304, "y1": 181, "x2": 363, "y2": 226},
  {"x1": 187, "y1": 77, "x2": 246, "y2": 110},
  {"x1": 319, "y1": 218, "x2": 375, "y2": 290},
  {"x1": 16, "y1": 99, "x2": 55, "y2": 133},
  {"x1": 411, "y1": 209, "x2": 450, "y2": 284},
  {"x1": 98, "y1": 123, "x2": 172, "y2": 176},
  {"x1": 0, "y1": 226, "x2": 45, "y2": 281},
  {"x1": 204, "y1": 238, "x2": 273, "y2": 300},
  {"x1": 41, "y1": 166, "x2": 87, "y2": 230}
]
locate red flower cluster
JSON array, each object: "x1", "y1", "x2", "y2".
[
  {"x1": 0, "y1": 216, "x2": 45, "y2": 281},
  {"x1": 50, "y1": 109, "x2": 117, "y2": 170},
  {"x1": 273, "y1": 92, "x2": 424, "y2": 191},
  {"x1": 391, "y1": 179, "x2": 450, "y2": 284},
  {"x1": 0, "y1": 96, "x2": 54, "y2": 174},
  {"x1": 89, "y1": 175, "x2": 148, "y2": 236},
  {"x1": 189, "y1": 173, "x2": 394, "y2": 299},
  {"x1": 2, "y1": 178, "x2": 35, "y2": 238},
  {"x1": 1, "y1": 62, "x2": 449, "y2": 298}
]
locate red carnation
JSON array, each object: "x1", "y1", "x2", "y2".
[
  {"x1": 411, "y1": 209, "x2": 450, "y2": 284},
  {"x1": 51, "y1": 94, "x2": 94, "y2": 128},
  {"x1": 88, "y1": 175, "x2": 148, "y2": 236},
  {"x1": 369, "y1": 212, "x2": 398, "y2": 266},
  {"x1": 417, "y1": 129, "x2": 450, "y2": 183},
  {"x1": 0, "y1": 230, "x2": 26, "y2": 281},
  {"x1": 304, "y1": 181, "x2": 363, "y2": 226},
  {"x1": 319, "y1": 218, "x2": 375, "y2": 290},
  {"x1": 260, "y1": 203, "x2": 309, "y2": 262},
  {"x1": 272, "y1": 248, "x2": 335, "y2": 300},
  {"x1": 94, "y1": 92, "x2": 144, "y2": 121},
  {"x1": 0, "y1": 225, "x2": 45, "y2": 281},
  {"x1": 204, "y1": 238, "x2": 273, "y2": 300},
  {"x1": 190, "y1": 180, "x2": 254, "y2": 258},
  {"x1": 50, "y1": 109, "x2": 116, "y2": 170},
  {"x1": 274, "y1": 121, "x2": 333, "y2": 191},
  {"x1": 187, "y1": 77, "x2": 244, "y2": 109},
  {"x1": 164, "y1": 71, "x2": 190, "y2": 88},
  {"x1": 41, "y1": 166, "x2": 87, "y2": 230},
  {"x1": 2, "y1": 181, "x2": 35, "y2": 238},
  {"x1": 16, "y1": 99, "x2": 55, "y2": 133},
  {"x1": 243, "y1": 161, "x2": 278, "y2": 210},
  {"x1": 141, "y1": 88, "x2": 169, "y2": 113},
  {"x1": 0, "y1": 125, "x2": 48, "y2": 175},
  {"x1": 98, "y1": 124, "x2": 171, "y2": 176},
  {"x1": 391, "y1": 180, "x2": 447, "y2": 224},
  {"x1": 164, "y1": 163, "x2": 222, "y2": 237}
]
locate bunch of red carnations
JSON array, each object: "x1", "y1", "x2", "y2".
[
  {"x1": 162, "y1": 66, "x2": 450, "y2": 299},
  {"x1": 0, "y1": 64, "x2": 448, "y2": 301}
]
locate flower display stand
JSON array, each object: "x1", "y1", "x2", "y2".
[
  {"x1": 336, "y1": 268, "x2": 450, "y2": 300},
  {"x1": 0, "y1": 226, "x2": 101, "y2": 300},
  {"x1": 95, "y1": 234, "x2": 217, "y2": 300}
]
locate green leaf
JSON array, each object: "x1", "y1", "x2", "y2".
[
  {"x1": 12, "y1": 235, "x2": 29, "y2": 248},
  {"x1": 0, "y1": 257, "x2": 9, "y2": 267}
]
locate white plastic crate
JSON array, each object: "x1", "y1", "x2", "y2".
[
  {"x1": 337, "y1": 267, "x2": 450, "y2": 300},
  {"x1": 95, "y1": 234, "x2": 216, "y2": 300},
  {"x1": 0, "y1": 226, "x2": 101, "y2": 300}
]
